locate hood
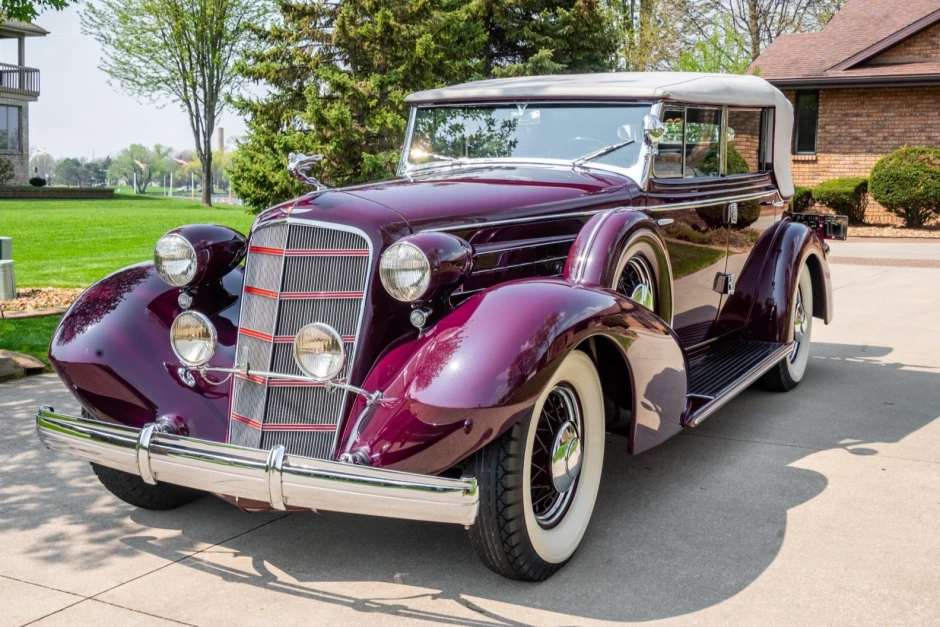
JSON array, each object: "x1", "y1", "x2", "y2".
[{"x1": 342, "y1": 164, "x2": 638, "y2": 231}]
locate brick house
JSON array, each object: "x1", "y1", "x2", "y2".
[
  {"x1": 0, "y1": 18, "x2": 46, "y2": 186},
  {"x1": 751, "y1": 0, "x2": 940, "y2": 224}
]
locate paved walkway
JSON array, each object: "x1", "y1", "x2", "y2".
[{"x1": 1, "y1": 247, "x2": 939, "y2": 626}]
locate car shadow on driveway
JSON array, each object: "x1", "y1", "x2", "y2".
[{"x1": 76, "y1": 341, "x2": 940, "y2": 624}]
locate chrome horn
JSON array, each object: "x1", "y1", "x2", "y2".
[{"x1": 288, "y1": 153, "x2": 328, "y2": 190}]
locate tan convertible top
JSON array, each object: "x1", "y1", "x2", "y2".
[{"x1": 406, "y1": 72, "x2": 795, "y2": 198}]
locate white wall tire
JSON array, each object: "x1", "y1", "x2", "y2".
[
  {"x1": 467, "y1": 350, "x2": 605, "y2": 580},
  {"x1": 759, "y1": 264, "x2": 814, "y2": 392}
]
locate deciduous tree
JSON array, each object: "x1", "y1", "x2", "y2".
[
  {"x1": 82, "y1": 0, "x2": 264, "y2": 206},
  {"x1": 0, "y1": 0, "x2": 75, "y2": 22}
]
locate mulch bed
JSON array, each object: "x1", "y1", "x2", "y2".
[
  {"x1": 850, "y1": 225, "x2": 940, "y2": 239},
  {"x1": 1, "y1": 288, "x2": 82, "y2": 314}
]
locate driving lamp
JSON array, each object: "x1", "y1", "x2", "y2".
[
  {"x1": 155, "y1": 233, "x2": 197, "y2": 287},
  {"x1": 380, "y1": 242, "x2": 431, "y2": 302},
  {"x1": 170, "y1": 311, "x2": 217, "y2": 367},
  {"x1": 293, "y1": 322, "x2": 346, "y2": 381}
]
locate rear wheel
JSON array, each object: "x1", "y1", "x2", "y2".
[
  {"x1": 85, "y1": 409, "x2": 204, "y2": 510},
  {"x1": 468, "y1": 350, "x2": 605, "y2": 580},
  {"x1": 759, "y1": 264, "x2": 814, "y2": 392}
]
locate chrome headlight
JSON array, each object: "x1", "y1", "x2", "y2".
[
  {"x1": 155, "y1": 233, "x2": 197, "y2": 287},
  {"x1": 380, "y1": 242, "x2": 431, "y2": 302},
  {"x1": 293, "y1": 322, "x2": 346, "y2": 381},
  {"x1": 170, "y1": 311, "x2": 217, "y2": 367}
]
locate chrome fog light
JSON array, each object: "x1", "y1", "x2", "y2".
[
  {"x1": 293, "y1": 322, "x2": 346, "y2": 381},
  {"x1": 170, "y1": 311, "x2": 217, "y2": 366},
  {"x1": 380, "y1": 242, "x2": 431, "y2": 302},
  {"x1": 155, "y1": 233, "x2": 197, "y2": 287}
]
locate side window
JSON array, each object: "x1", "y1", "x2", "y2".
[
  {"x1": 727, "y1": 108, "x2": 764, "y2": 174},
  {"x1": 793, "y1": 91, "x2": 819, "y2": 155},
  {"x1": 652, "y1": 107, "x2": 685, "y2": 178},
  {"x1": 683, "y1": 107, "x2": 721, "y2": 178}
]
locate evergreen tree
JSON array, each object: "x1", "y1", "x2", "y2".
[
  {"x1": 231, "y1": 0, "x2": 485, "y2": 210},
  {"x1": 231, "y1": 0, "x2": 619, "y2": 212}
]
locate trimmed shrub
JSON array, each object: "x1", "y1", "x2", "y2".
[
  {"x1": 870, "y1": 147, "x2": 940, "y2": 228},
  {"x1": 29, "y1": 177, "x2": 47, "y2": 187},
  {"x1": 812, "y1": 177, "x2": 868, "y2": 225},
  {"x1": 696, "y1": 200, "x2": 760, "y2": 231},
  {"x1": 790, "y1": 186, "x2": 814, "y2": 212},
  {"x1": 0, "y1": 158, "x2": 14, "y2": 186}
]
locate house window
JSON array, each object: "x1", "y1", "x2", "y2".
[
  {"x1": 793, "y1": 92, "x2": 819, "y2": 155},
  {"x1": 0, "y1": 105, "x2": 21, "y2": 152}
]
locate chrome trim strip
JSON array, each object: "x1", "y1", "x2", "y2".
[
  {"x1": 36, "y1": 408, "x2": 479, "y2": 526},
  {"x1": 688, "y1": 343, "x2": 794, "y2": 427},
  {"x1": 422, "y1": 190, "x2": 777, "y2": 233}
]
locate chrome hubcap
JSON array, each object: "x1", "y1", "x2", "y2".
[
  {"x1": 619, "y1": 255, "x2": 655, "y2": 311},
  {"x1": 790, "y1": 286, "x2": 807, "y2": 363},
  {"x1": 531, "y1": 385, "x2": 582, "y2": 528},
  {"x1": 550, "y1": 420, "x2": 582, "y2": 493}
]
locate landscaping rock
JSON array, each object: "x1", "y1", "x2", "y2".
[
  {"x1": 0, "y1": 355, "x2": 25, "y2": 381},
  {"x1": 0, "y1": 350, "x2": 46, "y2": 374}
]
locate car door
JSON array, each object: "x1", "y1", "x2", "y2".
[{"x1": 643, "y1": 104, "x2": 731, "y2": 348}]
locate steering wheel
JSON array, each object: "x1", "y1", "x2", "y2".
[{"x1": 549, "y1": 136, "x2": 606, "y2": 159}]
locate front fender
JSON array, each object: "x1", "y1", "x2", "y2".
[
  {"x1": 49, "y1": 263, "x2": 242, "y2": 441},
  {"x1": 342, "y1": 278, "x2": 688, "y2": 474}
]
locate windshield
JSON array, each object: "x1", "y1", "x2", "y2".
[{"x1": 406, "y1": 103, "x2": 650, "y2": 171}]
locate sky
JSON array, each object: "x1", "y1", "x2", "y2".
[{"x1": 1, "y1": 6, "x2": 249, "y2": 160}]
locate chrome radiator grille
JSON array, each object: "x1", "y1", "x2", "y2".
[{"x1": 228, "y1": 221, "x2": 371, "y2": 459}]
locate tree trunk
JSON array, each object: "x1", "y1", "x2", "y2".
[
  {"x1": 201, "y1": 153, "x2": 212, "y2": 207},
  {"x1": 747, "y1": 0, "x2": 761, "y2": 60}
]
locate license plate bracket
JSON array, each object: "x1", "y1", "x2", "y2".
[{"x1": 785, "y1": 212, "x2": 848, "y2": 240}]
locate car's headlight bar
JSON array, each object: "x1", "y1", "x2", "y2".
[{"x1": 154, "y1": 225, "x2": 247, "y2": 289}]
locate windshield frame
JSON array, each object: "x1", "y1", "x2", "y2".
[{"x1": 398, "y1": 100, "x2": 658, "y2": 185}]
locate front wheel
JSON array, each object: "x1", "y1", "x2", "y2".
[
  {"x1": 467, "y1": 350, "x2": 605, "y2": 580},
  {"x1": 85, "y1": 409, "x2": 204, "y2": 510}
]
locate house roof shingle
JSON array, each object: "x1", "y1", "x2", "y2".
[{"x1": 751, "y1": 0, "x2": 940, "y2": 86}]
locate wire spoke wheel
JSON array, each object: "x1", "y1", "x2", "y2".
[
  {"x1": 790, "y1": 284, "x2": 807, "y2": 363},
  {"x1": 529, "y1": 384, "x2": 582, "y2": 528},
  {"x1": 617, "y1": 254, "x2": 656, "y2": 312}
]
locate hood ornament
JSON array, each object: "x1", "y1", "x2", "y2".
[{"x1": 288, "y1": 153, "x2": 328, "y2": 191}]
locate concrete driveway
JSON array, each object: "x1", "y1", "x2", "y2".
[{"x1": 2, "y1": 241, "x2": 939, "y2": 626}]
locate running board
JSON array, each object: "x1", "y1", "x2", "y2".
[{"x1": 685, "y1": 342, "x2": 793, "y2": 427}]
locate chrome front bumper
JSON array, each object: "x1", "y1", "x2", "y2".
[{"x1": 36, "y1": 407, "x2": 479, "y2": 526}]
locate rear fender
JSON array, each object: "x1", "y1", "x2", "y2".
[
  {"x1": 717, "y1": 219, "x2": 832, "y2": 342},
  {"x1": 342, "y1": 278, "x2": 688, "y2": 474},
  {"x1": 48, "y1": 263, "x2": 241, "y2": 441}
]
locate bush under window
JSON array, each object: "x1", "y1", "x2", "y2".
[
  {"x1": 812, "y1": 177, "x2": 868, "y2": 225},
  {"x1": 29, "y1": 177, "x2": 47, "y2": 187},
  {"x1": 790, "y1": 186, "x2": 814, "y2": 212},
  {"x1": 870, "y1": 147, "x2": 940, "y2": 228},
  {"x1": 0, "y1": 158, "x2": 14, "y2": 186}
]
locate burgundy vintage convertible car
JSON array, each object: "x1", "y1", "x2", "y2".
[{"x1": 37, "y1": 73, "x2": 845, "y2": 581}]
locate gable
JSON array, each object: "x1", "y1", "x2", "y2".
[{"x1": 868, "y1": 21, "x2": 940, "y2": 65}]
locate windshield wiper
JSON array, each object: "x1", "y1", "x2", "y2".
[{"x1": 572, "y1": 139, "x2": 635, "y2": 167}]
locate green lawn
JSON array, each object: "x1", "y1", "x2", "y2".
[
  {"x1": 0, "y1": 316, "x2": 61, "y2": 367},
  {"x1": 667, "y1": 240, "x2": 727, "y2": 279},
  {"x1": 0, "y1": 193, "x2": 253, "y2": 288}
]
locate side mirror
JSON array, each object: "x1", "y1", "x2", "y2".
[{"x1": 644, "y1": 115, "x2": 666, "y2": 145}]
